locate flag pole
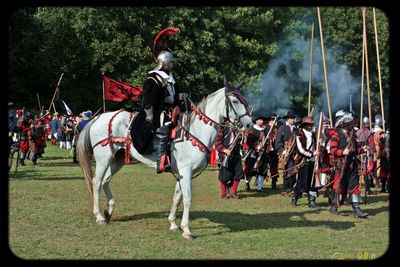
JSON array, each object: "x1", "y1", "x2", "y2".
[
  {"x1": 308, "y1": 20, "x2": 315, "y2": 116},
  {"x1": 363, "y1": 8, "x2": 373, "y2": 130},
  {"x1": 360, "y1": 7, "x2": 365, "y2": 127},
  {"x1": 317, "y1": 7, "x2": 333, "y2": 128},
  {"x1": 373, "y1": 8, "x2": 385, "y2": 131},
  {"x1": 48, "y1": 73, "x2": 64, "y2": 113},
  {"x1": 36, "y1": 93, "x2": 42, "y2": 113},
  {"x1": 102, "y1": 72, "x2": 106, "y2": 113}
]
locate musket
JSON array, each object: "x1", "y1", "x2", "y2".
[
  {"x1": 220, "y1": 129, "x2": 242, "y2": 168},
  {"x1": 269, "y1": 158, "x2": 311, "y2": 179},
  {"x1": 310, "y1": 112, "x2": 324, "y2": 189},
  {"x1": 334, "y1": 129, "x2": 355, "y2": 209},
  {"x1": 253, "y1": 115, "x2": 279, "y2": 171}
]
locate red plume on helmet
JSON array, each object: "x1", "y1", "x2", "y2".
[{"x1": 152, "y1": 27, "x2": 180, "y2": 62}]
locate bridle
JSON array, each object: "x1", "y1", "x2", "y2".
[{"x1": 224, "y1": 89, "x2": 251, "y2": 127}]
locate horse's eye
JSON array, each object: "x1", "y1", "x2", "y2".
[{"x1": 232, "y1": 100, "x2": 239, "y2": 104}]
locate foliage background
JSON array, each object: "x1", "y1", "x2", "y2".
[{"x1": 8, "y1": 7, "x2": 390, "y2": 122}]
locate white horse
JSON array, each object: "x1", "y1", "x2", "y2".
[{"x1": 76, "y1": 81, "x2": 253, "y2": 240}]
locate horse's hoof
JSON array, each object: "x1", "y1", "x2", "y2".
[
  {"x1": 96, "y1": 220, "x2": 108, "y2": 225},
  {"x1": 169, "y1": 223, "x2": 180, "y2": 231},
  {"x1": 182, "y1": 234, "x2": 194, "y2": 241},
  {"x1": 104, "y1": 210, "x2": 111, "y2": 222}
]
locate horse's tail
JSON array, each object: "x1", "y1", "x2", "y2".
[{"x1": 76, "y1": 118, "x2": 97, "y2": 206}]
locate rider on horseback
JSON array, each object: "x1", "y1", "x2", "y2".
[{"x1": 142, "y1": 50, "x2": 187, "y2": 173}]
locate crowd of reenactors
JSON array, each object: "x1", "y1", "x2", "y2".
[
  {"x1": 214, "y1": 107, "x2": 390, "y2": 218},
  {"x1": 8, "y1": 102, "x2": 93, "y2": 169}
]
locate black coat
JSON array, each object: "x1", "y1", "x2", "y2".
[{"x1": 275, "y1": 124, "x2": 298, "y2": 153}]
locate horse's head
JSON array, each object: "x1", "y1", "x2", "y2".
[{"x1": 222, "y1": 78, "x2": 253, "y2": 130}]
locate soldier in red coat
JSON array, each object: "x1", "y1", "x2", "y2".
[
  {"x1": 214, "y1": 119, "x2": 244, "y2": 199},
  {"x1": 355, "y1": 116, "x2": 376, "y2": 195},
  {"x1": 17, "y1": 112, "x2": 32, "y2": 166},
  {"x1": 372, "y1": 115, "x2": 390, "y2": 193},
  {"x1": 327, "y1": 110, "x2": 369, "y2": 218}
]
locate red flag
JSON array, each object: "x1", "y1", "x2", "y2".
[{"x1": 103, "y1": 76, "x2": 143, "y2": 102}]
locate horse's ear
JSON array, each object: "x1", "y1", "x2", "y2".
[
  {"x1": 223, "y1": 76, "x2": 227, "y2": 87},
  {"x1": 236, "y1": 80, "x2": 244, "y2": 90}
]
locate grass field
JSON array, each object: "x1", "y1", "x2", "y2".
[{"x1": 8, "y1": 142, "x2": 390, "y2": 260}]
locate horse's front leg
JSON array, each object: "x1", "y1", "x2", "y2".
[
  {"x1": 179, "y1": 170, "x2": 194, "y2": 240},
  {"x1": 168, "y1": 181, "x2": 182, "y2": 231},
  {"x1": 93, "y1": 164, "x2": 108, "y2": 224}
]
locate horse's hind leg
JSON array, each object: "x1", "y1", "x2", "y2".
[
  {"x1": 103, "y1": 181, "x2": 114, "y2": 222},
  {"x1": 168, "y1": 181, "x2": 182, "y2": 231},
  {"x1": 103, "y1": 157, "x2": 124, "y2": 222}
]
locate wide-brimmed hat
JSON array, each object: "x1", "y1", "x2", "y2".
[
  {"x1": 282, "y1": 110, "x2": 296, "y2": 119},
  {"x1": 251, "y1": 112, "x2": 268, "y2": 123},
  {"x1": 299, "y1": 116, "x2": 314, "y2": 128},
  {"x1": 265, "y1": 113, "x2": 279, "y2": 121}
]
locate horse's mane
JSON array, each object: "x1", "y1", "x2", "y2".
[{"x1": 189, "y1": 89, "x2": 222, "y2": 123}]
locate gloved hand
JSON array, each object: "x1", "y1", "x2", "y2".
[
  {"x1": 178, "y1": 93, "x2": 188, "y2": 100},
  {"x1": 144, "y1": 107, "x2": 153, "y2": 123}
]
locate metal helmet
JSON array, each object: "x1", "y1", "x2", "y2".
[
  {"x1": 374, "y1": 114, "x2": 383, "y2": 126},
  {"x1": 362, "y1": 116, "x2": 370, "y2": 126},
  {"x1": 155, "y1": 50, "x2": 176, "y2": 71}
]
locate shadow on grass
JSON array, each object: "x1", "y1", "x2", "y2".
[{"x1": 111, "y1": 205, "x2": 390, "y2": 235}]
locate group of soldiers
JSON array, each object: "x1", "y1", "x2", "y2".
[
  {"x1": 135, "y1": 48, "x2": 390, "y2": 219},
  {"x1": 8, "y1": 104, "x2": 92, "y2": 170},
  {"x1": 215, "y1": 108, "x2": 390, "y2": 218}
]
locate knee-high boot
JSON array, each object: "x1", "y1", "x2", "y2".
[{"x1": 154, "y1": 126, "x2": 171, "y2": 174}]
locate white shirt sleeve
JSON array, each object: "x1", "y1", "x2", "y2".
[{"x1": 296, "y1": 136, "x2": 312, "y2": 158}]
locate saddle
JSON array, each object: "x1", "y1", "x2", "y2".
[{"x1": 130, "y1": 106, "x2": 183, "y2": 155}]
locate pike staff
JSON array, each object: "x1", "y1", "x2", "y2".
[
  {"x1": 362, "y1": 8, "x2": 373, "y2": 130},
  {"x1": 308, "y1": 20, "x2": 315, "y2": 116},
  {"x1": 360, "y1": 8, "x2": 366, "y2": 127},
  {"x1": 373, "y1": 8, "x2": 386, "y2": 131},
  {"x1": 48, "y1": 73, "x2": 64, "y2": 113},
  {"x1": 317, "y1": 7, "x2": 333, "y2": 128}
]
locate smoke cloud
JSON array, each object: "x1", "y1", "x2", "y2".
[{"x1": 245, "y1": 38, "x2": 362, "y2": 125}]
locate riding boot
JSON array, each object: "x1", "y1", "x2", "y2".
[
  {"x1": 308, "y1": 193, "x2": 319, "y2": 209},
  {"x1": 290, "y1": 194, "x2": 299, "y2": 207},
  {"x1": 154, "y1": 126, "x2": 171, "y2": 174},
  {"x1": 271, "y1": 177, "x2": 277, "y2": 190}
]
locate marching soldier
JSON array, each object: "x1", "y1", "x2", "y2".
[
  {"x1": 214, "y1": 119, "x2": 244, "y2": 199},
  {"x1": 243, "y1": 112, "x2": 269, "y2": 192},
  {"x1": 327, "y1": 110, "x2": 369, "y2": 218},
  {"x1": 141, "y1": 50, "x2": 187, "y2": 173},
  {"x1": 17, "y1": 111, "x2": 33, "y2": 166},
  {"x1": 372, "y1": 115, "x2": 389, "y2": 193},
  {"x1": 275, "y1": 110, "x2": 298, "y2": 196},
  {"x1": 291, "y1": 116, "x2": 319, "y2": 208},
  {"x1": 264, "y1": 113, "x2": 279, "y2": 190},
  {"x1": 355, "y1": 116, "x2": 376, "y2": 195}
]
